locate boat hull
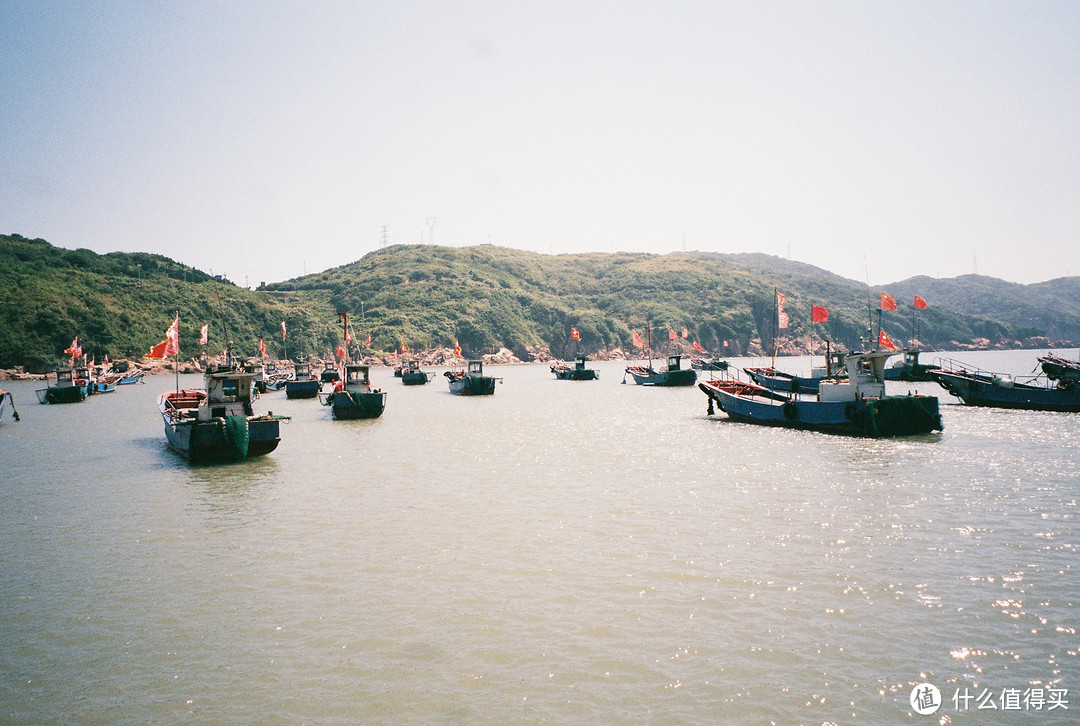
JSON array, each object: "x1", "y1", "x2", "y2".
[
  {"x1": 446, "y1": 374, "x2": 497, "y2": 395},
  {"x1": 744, "y1": 367, "x2": 822, "y2": 393},
  {"x1": 552, "y1": 367, "x2": 599, "y2": 380},
  {"x1": 625, "y1": 367, "x2": 697, "y2": 387},
  {"x1": 285, "y1": 379, "x2": 321, "y2": 399},
  {"x1": 401, "y1": 372, "x2": 431, "y2": 385},
  {"x1": 702, "y1": 385, "x2": 943, "y2": 437},
  {"x1": 162, "y1": 415, "x2": 282, "y2": 464},
  {"x1": 325, "y1": 390, "x2": 387, "y2": 419},
  {"x1": 36, "y1": 385, "x2": 87, "y2": 404},
  {"x1": 931, "y1": 370, "x2": 1080, "y2": 411}
]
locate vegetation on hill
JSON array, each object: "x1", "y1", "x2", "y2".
[{"x1": 2, "y1": 234, "x2": 1072, "y2": 371}]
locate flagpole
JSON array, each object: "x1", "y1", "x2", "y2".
[{"x1": 174, "y1": 309, "x2": 180, "y2": 394}]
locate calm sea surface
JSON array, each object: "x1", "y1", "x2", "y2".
[{"x1": 2, "y1": 349, "x2": 1079, "y2": 724}]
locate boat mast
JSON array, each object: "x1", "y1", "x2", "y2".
[
  {"x1": 646, "y1": 323, "x2": 653, "y2": 371},
  {"x1": 771, "y1": 288, "x2": 778, "y2": 370}
]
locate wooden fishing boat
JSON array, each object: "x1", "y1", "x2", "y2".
[
  {"x1": 930, "y1": 358, "x2": 1080, "y2": 412},
  {"x1": 625, "y1": 354, "x2": 696, "y2": 387},
  {"x1": 703, "y1": 350, "x2": 943, "y2": 437},
  {"x1": 400, "y1": 360, "x2": 432, "y2": 385},
  {"x1": 35, "y1": 366, "x2": 89, "y2": 404},
  {"x1": 0, "y1": 390, "x2": 20, "y2": 422},
  {"x1": 551, "y1": 357, "x2": 599, "y2": 380},
  {"x1": 158, "y1": 366, "x2": 287, "y2": 463},
  {"x1": 744, "y1": 350, "x2": 846, "y2": 393},
  {"x1": 322, "y1": 363, "x2": 387, "y2": 419},
  {"x1": 883, "y1": 348, "x2": 939, "y2": 382},
  {"x1": 285, "y1": 360, "x2": 321, "y2": 399},
  {"x1": 445, "y1": 360, "x2": 498, "y2": 395}
]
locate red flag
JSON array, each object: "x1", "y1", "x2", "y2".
[
  {"x1": 571, "y1": 327, "x2": 581, "y2": 341},
  {"x1": 668, "y1": 329, "x2": 677, "y2": 341},
  {"x1": 281, "y1": 320, "x2": 287, "y2": 341},
  {"x1": 365, "y1": 333, "x2": 372, "y2": 347},
  {"x1": 164, "y1": 315, "x2": 179, "y2": 357},
  {"x1": 631, "y1": 330, "x2": 645, "y2": 348},
  {"x1": 454, "y1": 340, "x2": 462, "y2": 357},
  {"x1": 146, "y1": 339, "x2": 170, "y2": 359},
  {"x1": 878, "y1": 329, "x2": 898, "y2": 351},
  {"x1": 400, "y1": 341, "x2": 408, "y2": 355},
  {"x1": 913, "y1": 295, "x2": 927, "y2": 310},
  {"x1": 692, "y1": 340, "x2": 705, "y2": 352},
  {"x1": 776, "y1": 291, "x2": 789, "y2": 329},
  {"x1": 811, "y1": 305, "x2": 829, "y2": 323},
  {"x1": 681, "y1": 328, "x2": 689, "y2": 339},
  {"x1": 199, "y1": 324, "x2": 209, "y2": 346},
  {"x1": 336, "y1": 345, "x2": 345, "y2": 358},
  {"x1": 64, "y1": 337, "x2": 80, "y2": 360},
  {"x1": 259, "y1": 337, "x2": 267, "y2": 358},
  {"x1": 880, "y1": 293, "x2": 897, "y2": 311}
]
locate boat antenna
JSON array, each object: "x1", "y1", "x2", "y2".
[
  {"x1": 174, "y1": 308, "x2": 180, "y2": 394},
  {"x1": 863, "y1": 256, "x2": 873, "y2": 349}
]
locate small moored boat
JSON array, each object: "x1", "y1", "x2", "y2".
[
  {"x1": 400, "y1": 360, "x2": 432, "y2": 386},
  {"x1": 0, "y1": 390, "x2": 20, "y2": 422},
  {"x1": 36, "y1": 367, "x2": 89, "y2": 404},
  {"x1": 551, "y1": 357, "x2": 599, "y2": 381},
  {"x1": 322, "y1": 364, "x2": 387, "y2": 419},
  {"x1": 625, "y1": 354, "x2": 696, "y2": 387},
  {"x1": 930, "y1": 358, "x2": 1080, "y2": 412},
  {"x1": 702, "y1": 350, "x2": 943, "y2": 437},
  {"x1": 883, "y1": 348, "x2": 939, "y2": 382},
  {"x1": 158, "y1": 365, "x2": 287, "y2": 463},
  {"x1": 285, "y1": 360, "x2": 321, "y2": 399},
  {"x1": 445, "y1": 360, "x2": 498, "y2": 395},
  {"x1": 691, "y1": 357, "x2": 728, "y2": 371}
]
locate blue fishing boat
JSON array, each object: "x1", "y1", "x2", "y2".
[
  {"x1": 445, "y1": 360, "x2": 498, "y2": 395},
  {"x1": 625, "y1": 354, "x2": 696, "y2": 386},
  {"x1": 744, "y1": 350, "x2": 846, "y2": 394},
  {"x1": 323, "y1": 363, "x2": 387, "y2": 419},
  {"x1": 930, "y1": 357, "x2": 1080, "y2": 412},
  {"x1": 702, "y1": 350, "x2": 943, "y2": 437},
  {"x1": 158, "y1": 366, "x2": 287, "y2": 464},
  {"x1": 400, "y1": 360, "x2": 433, "y2": 386},
  {"x1": 115, "y1": 369, "x2": 145, "y2": 385},
  {"x1": 551, "y1": 357, "x2": 599, "y2": 380},
  {"x1": 691, "y1": 357, "x2": 728, "y2": 371},
  {"x1": 285, "y1": 360, "x2": 321, "y2": 399},
  {"x1": 1038, "y1": 353, "x2": 1080, "y2": 382}
]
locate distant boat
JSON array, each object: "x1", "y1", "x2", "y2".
[
  {"x1": 323, "y1": 363, "x2": 387, "y2": 419},
  {"x1": 158, "y1": 365, "x2": 287, "y2": 463},
  {"x1": 285, "y1": 360, "x2": 321, "y2": 399},
  {"x1": 1038, "y1": 353, "x2": 1080, "y2": 383},
  {"x1": 114, "y1": 369, "x2": 145, "y2": 385},
  {"x1": 400, "y1": 359, "x2": 432, "y2": 385},
  {"x1": 691, "y1": 357, "x2": 728, "y2": 371},
  {"x1": 930, "y1": 357, "x2": 1080, "y2": 412},
  {"x1": 0, "y1": 390, "x2": 20, "y2": 422},
  {"x1": 625, "y1": 354, "x2": 696, "y2": 387},
  {"x1": 883, "y1": 348, "x2": 939, "y2": 382},
  {"x1": 701, "y1": 350, "x2": 943, "y2": 437},
  {"x1": 90, "y1": 379, "x2": 116, "y2": 394},
  {"x1": 35, "y1": 366, "x2": 89, "y2": 404},
  {"x1": 551, "y1": 356, "x2": 599, "y2": 380},
  {"x1": 445, "y1": 360, "x2": 498, "y2": 395},
  {"x1": 242, "y1": 361, "x2": 266, "y2": 393}
]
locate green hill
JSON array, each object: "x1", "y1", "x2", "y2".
[{"x1": 2, "y1": 233, "x2": 1073, "y2": 371}]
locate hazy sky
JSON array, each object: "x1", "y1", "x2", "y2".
[{"x1": 3, "y1": 1, "x2": 1078, "y2": 287}]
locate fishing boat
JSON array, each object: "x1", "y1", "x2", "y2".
[
  {"x1": 0, "y1": 390, "x2": 20, "y2": 422},
  {"x1": 115, "y1": 369, "x2": 145, "y2": 385},
  {"x1": 702, "y1": 350, "x2": 943, "y2": 437},
  {"x1": 691, "y1": 357, "x2": 728, "y2": 371},
  {"x1": 551, "y1": 357, "x2": 599, "y2": 380},
  {"x1": 883, "y1": 348, "x2": 939, "y2": 382},
  {"x1": 625, "y1": 354, "x2": 696, "y2": 387},
  {"x1": 445, "y1": 360, "x2": 498, "y2": 395},
  {"x1": 285, "y1": 360, "x2": 321, "y2": 399},
  {"x1": 400, "y1": 359, "x2": 432, "y2": 385},
  {"x1": 1038, "y1": 353, "x2": 1080, "y2": 382},
  {"x1": 35, "y1": 366, "x2": 89, "y2": 404},
  {"x1": 744, "y1": 350, "x2": 846, "y2": 394},
  {"x1": 158, "y1": 365, "x2": 287, "y2": 463},
  {"x1": 242, "y1": 360, "x2": 267, "y2": 393},
  {"x1": 320, "y1": 365, "x2": 340, "y2": 385},
  {"x1": 930, "y1": 358, "x2": 1080, "y2": 412},
  {"x1": 322, "y1": 363, "x2": 387, "y2": 419}
]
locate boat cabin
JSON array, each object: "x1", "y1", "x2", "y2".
[
  {"x1": 402, "y1": 360, "x2": 422, "y2": 375},
  {"x1": 468, "y1": 360, "x2": 484, "y2": 375},
  {"x1": 344, "y1": 364, "x2": 371, "y2": 387},
  {"x1": 202, "y1": 368, "x2": 256, "y2": 419},
  {"x1": 294, "y1": 360, "x2": 312, "y2": 379},
  {"x1": 574, "y1": 357, "x2": 589, "y2": 370},
  {"x1": 818, "y1": 350, "x2": 894, "y2": 402},
  {"x1": 666, "y1": 355, "x2": 683, "y2": 371}
]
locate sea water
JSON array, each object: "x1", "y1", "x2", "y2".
[{"x1": 1, "y1": 350, "x2": 1078, "y2": 724}]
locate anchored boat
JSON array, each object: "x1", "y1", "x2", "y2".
[
  {"x1": 285, "y1": 360, "x2": 321, "y2": 399},
  {"x1": 158, "y1": 365, "x2": 287, "y2": 463},
  {"x1": 36, "y1": 366, "x2": 89, "y2": 404},
  {"x1": 701, "y1": 350, "x2": 943, "y2": 437},
  {"x1": 400, "y1": 360, "x2": 433, "y2": 386},
  {"x1": 551, "y1": 357, "x2": 599, "y2": 380},
  {"x1": 625, "y1": 354, "x2": 696, "y2": 387},
  {"x1": 445, "y1": 360, "x2": 498, "y2": 395},
  {"x1": 883, "y1": 348, "x2": 939, "y2": 382},
  {"x1": 930, "y1": 357, "x2": 1080, "y2": 412},
  {"x1": 323, "y1": 363, "x2": 387, "y2": 419}
]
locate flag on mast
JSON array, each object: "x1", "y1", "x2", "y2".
[
  {"x1": 199, "y1": 324, "x2": 209, "y2": 346},
  {"x1": 880, "y1": 292, "x2": 898, "y2": 311},
  {"x1": 913, "y1": 295, "x2": 928, "y2": 310},
  {"x1": 571, "y1": 327, "x2": 581, "y2": 341},
  {"x1": 811, "y1": 305, "x2": 829, "y2": 323}
]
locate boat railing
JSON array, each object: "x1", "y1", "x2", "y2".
[{"x1": 932, "y1": 356, "x2": 1049, "y2": 387}]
